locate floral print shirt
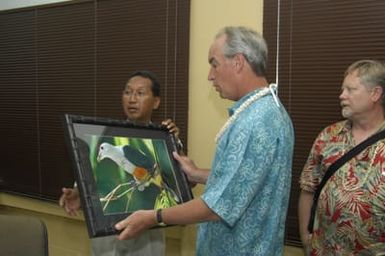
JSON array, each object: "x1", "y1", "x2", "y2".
[{"x1": 300, "y1": 120, "x2": 385, "y2": 255}]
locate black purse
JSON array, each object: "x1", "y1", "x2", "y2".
[{"x1": 307, "y1": 129, "x2": 385, "y2": 233}]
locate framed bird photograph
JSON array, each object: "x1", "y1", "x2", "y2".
[{"x1": 63, "y1": 114, "x2": 193, "y2": 237}]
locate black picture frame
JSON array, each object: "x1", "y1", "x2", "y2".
[{"x1": 63, "y1": 114, "x2": 193, "y2": 238}]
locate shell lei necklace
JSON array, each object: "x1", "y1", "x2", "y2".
[{"x1": 215, "y1": 84, "x2": 279, "y2": 143}]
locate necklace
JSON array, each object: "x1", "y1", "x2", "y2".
[
  {"x1": 215, "y1": 86, "x2": 272, "y2": 143},
  {"x1": 341, "y1": 140, "x2": 383, "y2": 191}
]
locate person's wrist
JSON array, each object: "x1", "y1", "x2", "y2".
[
  {"x1": 155, "y1": 208, "x2": 166, "y2": 226},
  {"x1": 191, "y1": 169, "x2": 206, "y2": 184}
]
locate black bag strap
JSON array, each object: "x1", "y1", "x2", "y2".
[{"x1": 307, "y1": 129, "x2": 385, "y2": 233}]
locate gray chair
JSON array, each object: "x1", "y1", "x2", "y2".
[{"x1": 0, "y1": 214, "x2": 48, "y2": 256}]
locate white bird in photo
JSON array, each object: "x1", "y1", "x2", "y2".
[{"x1": 97, "y1": 142, "x2": 156, "y2": 191}]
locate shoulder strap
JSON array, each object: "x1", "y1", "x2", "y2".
[{"x1": 307, "y1": 129, "x2": 385, "y2": 233}]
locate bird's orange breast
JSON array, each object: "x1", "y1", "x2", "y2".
[{"x1": 133, "y1": 167, "x2": 150, "y2": 181}]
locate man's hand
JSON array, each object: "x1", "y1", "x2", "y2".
[
  {"x1": 298, "y1": 190, "x2": 314, "y2": 256},
  {"x1": 59, "y1": 187, "x2": 81, "y2": 216},
  {"x1": 115, "y1": 210, "x2": 157, "y2": 240},
  {"x1": 302, "y1": 233, "x2": 312, "y2": 256},
  {"x1": 162, "y1": 119, "x2": 180, "y2": 139},
  {"x1": 173, "y1": 152, "x2": 209, "y2": 185}
]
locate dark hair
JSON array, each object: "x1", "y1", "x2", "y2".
[{"x1": 127, "y1": 70, "x2": 161, "y2": 97}]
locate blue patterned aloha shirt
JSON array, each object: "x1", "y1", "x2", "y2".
[{"x1": 197, "y1": 88, "x2": 294, "y2": 256}]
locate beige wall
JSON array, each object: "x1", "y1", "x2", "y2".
[
  {"x1": 182, "y1": 1, "x2": 265, "y2": 255},
  {"x1": 188, "y1": 0, "x2": 264, "y2": 167},
  {"x1": 0, "y1": 0, "x2": 304, "y2": 255}
]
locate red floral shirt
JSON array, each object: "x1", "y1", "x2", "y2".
[{"x1": 300, "y1": 120, "x2": 385, "y2": 255}]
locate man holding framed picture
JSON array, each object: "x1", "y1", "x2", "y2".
[
  {"x1": 114, "y1": 26, "x2": 294, "y2": 256},
  {"x1": 59, "y1": 70, "x2": 181, "y2": 256}
]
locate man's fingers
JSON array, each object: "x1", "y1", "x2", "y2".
[
  {"x1": 161, "y1": 119, "x2": 179, "y2": 135},
  {"x1": 115, "y1": 219, "x2": 135, "y2": 240},
  {"x1": 117, "y1": 226, "x2": 134, "y2": 240},
  {"x1": 59, "y1": 196, "x2": 64, "y2": 207},
  {"x1": 173, "y1": 151, "x2": 181, "y2": 161},
  {"x1": 61, "y1": 187, "x2": 73, "y2": 196},
  {"x1": 161, "y1": 119, "x2": 171, "y2": 127},
  {"x1": 59, "y1": 188, "x2": 70, "y2": 206},
  {"x1": 115, "y1": 217, "x2": 129, "y2": 231}
]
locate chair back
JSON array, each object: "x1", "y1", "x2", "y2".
[{"x1": 0, "y1": 214, "x2": 48, "y2": 256}]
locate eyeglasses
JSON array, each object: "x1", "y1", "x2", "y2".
[{"x1": 123, "y1": 89, "x2": 150, "y2": 98}]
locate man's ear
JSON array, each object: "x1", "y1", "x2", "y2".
[
  {"x1": 232, "y1": 53, "x2": 245, "y2": 73},
  {"x1": 153, "y1": 97, "x2": 161, "y2": 110},
  {"x1": 371, "y1": 86, "x2": 383, "y2": 103}
]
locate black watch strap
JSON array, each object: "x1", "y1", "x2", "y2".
[{"x1": 156, "y1": 209, "x2": 166, "y2": 226}]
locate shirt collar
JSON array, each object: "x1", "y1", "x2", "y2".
[
  {"x1": 340, "y1": 119, "x2": 385, "y2": 135},
  {"x1": 228, "y1": 88, "x2": 266, "y2": 116},
  {"x1": 340, "y1": 120, "x2": 352, "y2": 134}
]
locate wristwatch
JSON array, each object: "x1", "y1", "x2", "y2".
[{"x1": 156, "y1": 208, "x2": 166, "y2": 226}]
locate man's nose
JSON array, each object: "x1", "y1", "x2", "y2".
[
  {"x1": 128, "y1": 93, "x2": 138, "y2": 101},
  {"x1": 207, "y1": 69, "x2": 214, "y2": 81}
]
